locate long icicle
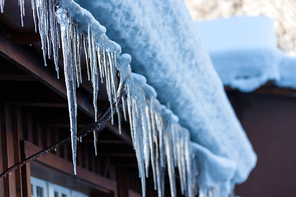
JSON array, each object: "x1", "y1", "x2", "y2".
[{"x1": 56, "y1": 8, "x2": 78, "y2": 175}]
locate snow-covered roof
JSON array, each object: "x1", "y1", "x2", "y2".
[
  {"x1": 73, "y1": 0, "x2": 256, "y2": 192},
  {"x1": 0, "y1": 0, "x2": 257, "y2": 196}
]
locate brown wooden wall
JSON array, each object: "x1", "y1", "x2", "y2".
[
  {"x1": 0, "y1": 103, "x2": 110, "y2": 195},
  {"x1": 228, "y1": 91, "x2": 296, "y2": 197},
  {"x1": 0, "y1": 95, "x2": 156, "y2": 197}
]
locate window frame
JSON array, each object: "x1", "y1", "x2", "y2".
[{"x1": 23, "y1": 140, "x2": 117, "y2": 197}]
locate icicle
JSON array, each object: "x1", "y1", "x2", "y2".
[
  {"x1": 18, "y1": 0, "x2": 25, "y2": 27},
  {"x1": 48, "y1": 0, "x2": 60, "y2": 79},
  {"x1": 132, "y1": 89, "x2": 150, "y2": 178},
  {"x1": 117, "y1": 98, "x2": 122, "y2": 134},
  {"x1": 73, "y1": 25, "x2": 79, "y2": 86},
  {"x1": 31, "y1": 0, "x2": 37, "y2": 32},
  {"x1": 35, "y1": 0, "x2": 49, "y2": 67},
  {"x1": 126, "y1": 84, "x2": 134, "y2": 142},
  {"x1": 93, "y1": 131, "x2": 98, "y2": 156},
  {"x1": 122, "y1": 95, "x2": 127, "y2": 121},
  {"x1": 46, "y1": 1, "x2": 52, "y2": 60},
  {"x1": 112, "y1": 52, "x2": 118, "y2": 105},
  {"x1": 89, "y1": 28, "x2": 99, "y2": 122},
  {"x1": 56, "y1": 8, "x2": 78, "y2": 175},
  {"x1": 106, "y1": 51, "x2": 116, "y2": 124},
  {"x1": 132, "y1": 96, "x2": 140, "y2": 149},
  {"x1": 108, "y1": 52, "x2": 116, "y2": 100},
  {"x1": 156, "y1": 155, "x2": 162, "y2": 197},
  {"x1": 87, "y1": 25, "x2": 92, "y2": 73},
  {"x1": 110, "y1": 52, "x2": 120, "y2": 129},
  {"x1": 104, "y1": 50, "x2": 114, "y2": 124},
  {"x1": 77, "y1": 31, "x2": 82, "y2": 84},
  {"x1": 182, "y1": 138, "x2": 188, "y2": 195},
  {"x1": 164, "y1": 125, "x2": 176, "y2": 197},
  {"x1": 135, "y1": 134, "x2": 146, "y2": 197},
  {"x1": 111, "y1": 52, "x2": 121, "y2": 133},
  {"x1": 149, "y1": 99, "x2": 158, "y2": 190},
  {"x1": 173, "y1": 124, "x2": 178, "y2": 167},
  {"x1": 116, "y1": 80, "x2": 124, "y2": 134},
  {"x1": 178, "y1": 136, "x2": 184, "y2": 195},
  {"x1": 155, "y1": 111, "x2": 164, "y2": 168},
  {"x1": 184, "y1": 131, "x2": 194, "y2": 197},
  {"x1": 97, "y1": 47, "x2": 104, "y2": 83},
  {"x1": 0, "y1": 0, "x2": 4, "y2": 13},
  {"x1": 127, "y1": 88, "x2": 146, "y2": 197},
  {"x1": 83, "y1": 36, "x2": 90, "y2": 81},
  {"x1": 146, "y1": 101, "x2": 156, "y2": 183}
]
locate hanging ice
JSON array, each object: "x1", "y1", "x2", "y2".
[
  {"x1": 18, "y1": 0, "x2": 25, "y2": 27},
  {"x1": 56, "y1": 8, "x2": 78, "y2": 174},
  {"x1": 0, "y1": 0, "x2": 4, "y2": 13}
]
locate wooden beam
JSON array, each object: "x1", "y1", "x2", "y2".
[
  {"x1": 0, "y1": 74, "x2": 35, "y2": 81},
  {"x1": 99, "y1": 153, "x2": 135, "y2": 157},
  {"x1": 113, "y1": 164, "x2": 138, "y2": 167},
  {"x1": 225, "y1": 81, "x2": 296, "y2": 98},
  {"x1": 254, "y1": 86, "x2": 296, "y2": 98},
  {"x1": 5, "y1": 102, "x2": 67, "y2": 108},
  {"x1": 39, "y1": 124, "x2": 88, "y2": 129},
  {"x1": 128, "y1": 189, "x2": 142, "y2": 197},
  {"x1": 0, "y1": 33, "x2": 94, "y2": 118},
  {"x1": 82, "y1": 140, "x2": 126, "y2": 144},
  {"x1": 23, "y1": 141, "x2": 117, "y2": 194}
]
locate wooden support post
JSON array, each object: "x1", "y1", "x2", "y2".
[
  {"x1": 0, "y1": 104, "x2": 5, "y2": 197},
  {"x1": 20, "y1": 141, "x2": 31, "y2": 197},
  {"x1": 13, "y1": 106, "x2": 23, "y2": 197},
  {"x1": 3, "y1": 104, "x2": 17, "y2": 197}
]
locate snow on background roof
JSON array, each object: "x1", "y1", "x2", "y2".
[
  {"x1": 74, "y1": 0, "x2": 257, "y2": 192},
  {"x1": 196, "y1": 16, "x2": 296, "y2": 92}
]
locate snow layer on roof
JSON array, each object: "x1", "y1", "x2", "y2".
[
  {"x1": 210, "y1": 48, "x2": 282, "y2": 92},
  {"x1": 191, "y1": 142, "x2": 236, "y2": 197},
  {"x1": 276, "y1": 56, "x2": 296, "y2": 89},
  {"x1": 196, "y1": 16, "x2": 283, "y2": 92},
  {"x1": 196, "y1": 15, "x2": 296, "y2": 92},
  {"x1": 74, "y1": 0, "x2": 257, "y2": 187}
]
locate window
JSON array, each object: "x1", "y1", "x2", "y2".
[
  {"x1": 31, "y1": 177, "x2": 47, "y2": 197},
  {"x1": 31, "y1": 177, "x2": 89, "y2": 197}
]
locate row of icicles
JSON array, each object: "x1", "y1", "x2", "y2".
[{"x1": 1, "y1": 0, "x2": 199, "y2": 196}]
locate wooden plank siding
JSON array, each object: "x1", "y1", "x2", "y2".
[
  {"x1": 0, "y1": 103, "x2": 120, "y2": 196},
  {"x1": 0, "y1": 85, "x2": 144, "y2": 197}
]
